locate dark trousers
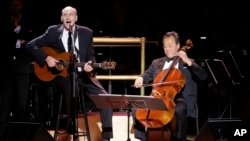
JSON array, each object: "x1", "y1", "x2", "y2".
[
  {"x1": 175, "y1": 100, "x2": 187, "y2": 141},
  {"x1": 12, "y1": 73, "x2": 34, "y2": 121},
  {"x1": 53, "y1": 75, "x2": 113, "y2": 139},
  {"x1": 0, "y1": 69, "x2": 16, "y2": 138}
]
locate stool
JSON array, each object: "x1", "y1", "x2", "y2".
[{"x1": 53, "y1": 89, "x2": 91, "y2": 141}]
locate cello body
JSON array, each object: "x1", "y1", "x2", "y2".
[{"x1": 135, "y1": 68, "x2": 186, "y2": 128}]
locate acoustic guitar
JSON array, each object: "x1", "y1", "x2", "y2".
[{"x1": 34, "y1": 47, "x2": 116, "y2": 81}]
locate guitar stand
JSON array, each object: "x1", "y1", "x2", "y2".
[{"x1": 90, "y1": 94, "x2": 168, "y2": 141}]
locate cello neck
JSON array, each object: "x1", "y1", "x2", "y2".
[{"x1": 159, "y1": 56, "x2": 179, "y2": 83}]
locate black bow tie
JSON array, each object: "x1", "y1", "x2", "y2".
[{"x1": 166, "y1": 57, "x2": 175, "y2": 62}]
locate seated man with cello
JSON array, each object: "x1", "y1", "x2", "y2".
[{"x1": 133, "y1": 31, "x2": 208, "y2": 141}]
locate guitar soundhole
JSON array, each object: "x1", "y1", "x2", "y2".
[
  {"x1": 50, "y1": 60, "x2": 64, "y2": 75},
  {"x1": 49, "y1": 67, "x2": 62, "y2": 75},
  {"x1": 56, "y1": 61, "x2": 64, "y2": 71}
]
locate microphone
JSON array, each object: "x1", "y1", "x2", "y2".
[{"x1": 69, "y1": 23, "x2": 74, "y2": 32}]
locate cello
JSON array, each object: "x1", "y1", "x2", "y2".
[{"x1": 135, "y1": 39, "x2": 193, "y2": 128}]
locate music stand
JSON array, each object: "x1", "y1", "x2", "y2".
[
  {"x1": 90, "y1": 94, "x2": 168, "y2": 141},
  {"x1": 216, "y1": 49, "x2": 245, "y2": 84},
  {"x1": 205, "y1": 59, "x2": 234, "y2": 118}
]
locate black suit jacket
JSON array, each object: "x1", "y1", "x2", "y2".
[
  {"x1": 14, "y1": 16, "x2": 35, "y2": 74},
  {"x1": 141, "y1": 56, "x2": 208, "y2": 118},
  {"x1": 26, "y1": 24, "x2": 105, "y2": 90}
]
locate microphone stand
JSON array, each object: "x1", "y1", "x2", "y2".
[{"x1": 68, "y1": 28, "x2": 78, "y2": 141}]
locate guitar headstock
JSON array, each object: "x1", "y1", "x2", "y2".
[{"x1": 101, "y1": 61, "x2": 116, "y2": 70}]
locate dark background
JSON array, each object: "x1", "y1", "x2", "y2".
[
  {"x1": 3, "y1": 0, "x2": 250, "y2": 133},
  {"x1": 4, "y1": 0, "x2": 250, "y2": 50}
]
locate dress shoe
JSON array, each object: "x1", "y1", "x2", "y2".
[{"x1": 102, "y1": 139, "x2": 110, "y2": 141}]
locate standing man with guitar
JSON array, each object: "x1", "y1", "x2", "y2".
[{"x1": 26, "y1": 6, "x2": 113, "y2": 141}]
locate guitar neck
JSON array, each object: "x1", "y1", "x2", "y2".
[
  {"x1": 92, "y1": 63, "x2": 104, "y2": 68},
  {"x1": 59, "y1": 60, "x2": 115, "y2": 70},
  {"x1": 63, "y1": 62, "x2": 104, "y2": 68}
]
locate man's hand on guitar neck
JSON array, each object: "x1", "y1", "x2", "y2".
[
  {"x1": 45, "y1": 56, "x2": 59, "y2": 67},
  {"x1": 83, "y1": 61, "x2": 93, "y2": 72}
]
